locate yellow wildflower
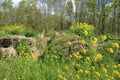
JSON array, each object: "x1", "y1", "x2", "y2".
[
  {"x1": 92, "y1": 66, "x2": 95, "y2": 70},
  {"x1": 63, "y1": 77, "x2": 67, "y2": 80},
  {"x1": 67, "y1": 41, "x2": 72, "y2": 46},
  {"x1": 113, "y1": 65, "x2": 117, "y2": 69},
  {"x1": 108, "y1": 48, "x2": 114, "y2": 53},
  {"x1": 75, "y1": 74, "x2": 80, "y2": 79},
  {"x1": 94, "y1": 37, "x2": 98, "y2": 42},
  {"x1": 102, "y1": 35, "x2": 107, "y2": 41},
  {"x1": 58, "y1": 75, "x2": 62, "y2": 78},
  {"x1": 83, "y1": 30, "x2": 88, "y2": 36},
  {"x1": 95, "y1": 71, "x2": 100, "y2": 77},
  {"x1": 94, "y1": 53, "x2": 102, "y2": 62},
  {"x1": 113, "y1": 70, "x2": 120, "y2": 76},
  {"x1": 112, "y1": 42, "x2": 119, "y2": 48},
  {"x1": 102, "y1": 67, "x2": 107, "y2": 73},
  {"x1": 78, "y1": 69, "x2": 83, "y2": 73},
  {"x1": 81, "y1": 48, "x2": 86, "y2": 54},
  {"x1": 69, "y1": 72, "x2": 73, "y2": 76},
  {"x1": 84, "y1": 70, "x2": 90, "y2": 74},
  {"x1": 117, "y1": 64, "x2": 120, "y2": 68},
  {"x1": 86, "y1": 57, "x2": 90, "y2": 61},
  {"x1": 80, "y1": 40, "x2": 86, "y2": 45},
  {"x1": 65, "y1": 66, "x2": 69, "y2": 70},
  {"x1": 3, "y1": 78, "x2": 7, "y2": 80},
  {"x1": 91, "y1": 40, "x2": 97, "y2": 46}
]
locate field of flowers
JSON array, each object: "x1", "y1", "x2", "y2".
[{"x1": 0, "y1": 23, "x2": 120, "y2": 80}]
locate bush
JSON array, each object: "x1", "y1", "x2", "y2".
[
  {"x1": 15, "y1": 40, "x2": 31, "y2": 57},
  {"x1": 24, "y1": 29, "x2": 37, "y2": 37},
  {"x1": 70, "y1": 22, "x2": 95, "y2": 39}
]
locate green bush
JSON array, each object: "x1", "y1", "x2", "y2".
[
  {"x1": 15, "y1": 40, "x2": 31, "y2": 57},
  {"x1": 70, "y1": 22, "x2": 95, "y2": 39},
  {"x1": 24, "y1": 30, "x2": 37, "y2": 37}
]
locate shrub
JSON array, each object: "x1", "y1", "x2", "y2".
[
  {"x1": 70, "y1": 22, "x2": 95, "y2": 38},
  {"x1": 15, "y1": 40, "x2": 31, "y2": 57},
  {"x1": 24, "y1": 29, "x2": 37, "y2": 37}
]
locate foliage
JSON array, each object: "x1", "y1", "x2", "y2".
[
  {"x1": 0, "y1": 24, "x2": 25, "y2": 36},
  {"x1": 15, "y1": 40, "x2": 31, "y2": 58}
]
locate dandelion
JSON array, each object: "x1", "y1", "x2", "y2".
[
  {"x1": 83, "y1": 30, "x2": 88, "y2": 36},
  {"x1": 94, "y1": 53, "x2": 102, "y2": 62},
  {"x1": 108, "y1": 48, "x2": 114, "y2": 53},
  {"x1": 112, "y1": 42, "x2": 119, "y2": 48},
  {"x1": 102, "y1": 35, "x2": 107, "y2": 41},
  {"x1": 80, "y1": 40, "x2": 86, "y2": 45}
]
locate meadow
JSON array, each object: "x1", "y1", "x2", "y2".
[{"x1": 0, "y1": 23, "x2": 120, "y2": 80}]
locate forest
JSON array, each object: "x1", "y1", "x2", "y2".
[{"x1": 0, "y1": 0, "x2": 120, "y2": 34}]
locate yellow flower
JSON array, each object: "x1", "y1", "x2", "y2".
[
  {"x1": 113, "y1": 70, "x2": 120, "y2": 76},
  {"x1": 75, "y1": 74, "x2": 80, "y2": 79},
  {"x1": 81, "y1": 48, "x2": 86, "y2": 54},
  {"x1": 83, "y1": 30, "x2": 88, "y2": 36},
  {"x1": 113, "y1": 65, "x2": 117, "y2": 69},
  {"x1": 69, "y1": 72, "x2": 73, "y2": 76},
  {"x1": 102, "y1": 67, "x2": 107, "y2": 73},
  {"x1": 102, "y1": 35, "x2": 107, "y2": 41},
  {"x1": 65, "y1": 66, "x2": 69, "y2": 70},
  {"x1": 54, "y1": 55, "x2": 58, "y2": 59},
  {"x1": 75, "y1": 64, "x2": 81, "y2": 67},
  {"x1": 94, "y1": 53, "x2": 102, "y2": 62},
  {"x1": 91, "y1": 40, "x2": 97, "y2": 46},
  {"x1": 84, "y1": 70, "x2": 90, "y2": 74},
  {"x1": 86, "y1": 57, "x2": 90, "y2": 61},
  {"x1": 80, "y1": 40, "x2": 86, "y2": 45},
  {"x1": 108, "y1": 48, "x2": 114, "y2": 53},
  {"x1": 63, "y1": 77, "x2": 67, "y2": 80},
  {"x1": 112, "y1": 43, "x2": 119, "y2": 48},
  {"x1": 58, "y1": 75, "x2": 62, "y2": 78},
  {"x1": 94, "y1": 37, "x2": 98, "y2": 42},
  {"x1": 3, "y1": 78, "x2": 7, "y2": 80},
  {"x1": 78, "y1": 69, "x2": 83, "y2": 73},
  {"x1": 92, "y1": 66, "x2": 95, "y2": 70},
  {"x1": 118, "y1": 64, "x2": 120, "y2": 68},
  {"x1": 95, "y1": 71, "x2": 100, "y2": 77},
  {"x1": 67, "y1": 41, "x2": 72, "y2": 46}
]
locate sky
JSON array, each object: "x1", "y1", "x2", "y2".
[{"x1": 12, "y1": 0, "x2": 21, "y2": 6}]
